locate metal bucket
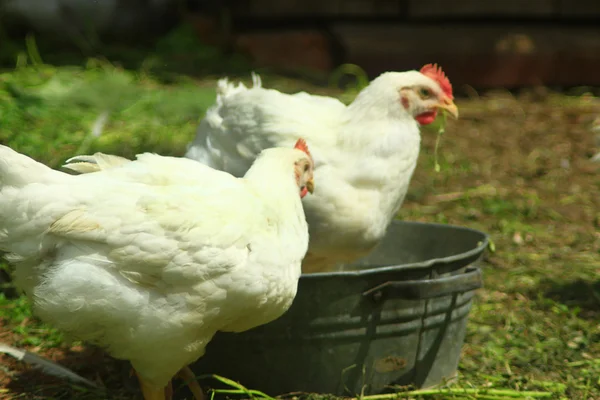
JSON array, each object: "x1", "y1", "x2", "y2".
[{"x1": 193, "y1": 221, "x2": 488, "y2": 396}]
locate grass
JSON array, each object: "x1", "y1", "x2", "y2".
[
  {"x1": 0, "y1": 32, "x2": 599, "y2": 400},
  {"x1": 403, "y1": 89, "x2": 600, "y2": 399},
  {"x1": 0, "y1": 60, "x2": 215, "y2": 162}
]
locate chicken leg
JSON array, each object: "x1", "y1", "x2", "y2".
[
  {"x1": 176, "y1": 365, "x2": 205, "y2": 400},
  {"x1": 135, "y1": 370, "x2": 166, "y2": 400},
  {"x1": 165, "y1": 380, "x2": 174, "y2": 400},
  {"x1": 132, "y1": 366, "x2": 202, "y2": 400}
]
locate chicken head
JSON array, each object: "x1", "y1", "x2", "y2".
[
  {"x1": 293, "y1": 138, "x2": 315, "y2": 198},
  {"x1": 398, "y1": 63, "x2": 459, "y2": 125}
]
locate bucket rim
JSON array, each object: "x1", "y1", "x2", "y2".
[{"x1": 300, "y1": 220, "x2": 489, "y2": 279}]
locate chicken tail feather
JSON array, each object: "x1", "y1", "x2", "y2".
[
  {"x1": 62, "y1": 153, "x2": 131, "y2": 175},
  {"x1": 0, "y1": 145, "x2": 65, "y2": 187},
  {"x1": 215, "y1": 72, "x2": 262, "y2": 105}
]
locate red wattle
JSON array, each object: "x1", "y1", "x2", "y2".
[
  {"x1": 300, "y1": 187, "x2": 308, "y2": 198},
  {"x1": 415, "y1": 110, "x2": 438, "y2": 125}
]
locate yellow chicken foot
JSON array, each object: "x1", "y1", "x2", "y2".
[
  {"x1": 165, "y1": 379, "x2": 174, "y2": 400},
  {"x1": 176, "y1": 366, "x2": 205, "y2": 400},
  {"x1": 129, "y1": 367, "x2": 172, "y2": 399},
  {"x1": 135, "y1": 370, "x2": 166, "y2": 400}
]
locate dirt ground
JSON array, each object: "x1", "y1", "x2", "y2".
[{"x1": 0, "y1": 86, "x2": 599, "y2": 399}]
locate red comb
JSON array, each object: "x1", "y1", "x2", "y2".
[
  {"x1": 294, "y1": 138, "x2": 311, "y2": 158},
  {"x1": 420, "y1": 63, "x2": 453, "y2": 100}
]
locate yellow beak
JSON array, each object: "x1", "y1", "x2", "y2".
[
  {"x1": 436, "y1": 98, "x2": 459, "y2": 119},
  {"x1": 306, "y1": 178, "x2": 315, "y2": 194}
]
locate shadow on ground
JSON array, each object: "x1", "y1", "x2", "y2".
[
  {"x1": 538, "y1": 278, "x2": 600, "y2": 320},
  {"x1": 2, "y1": 346, "x2": 127, "y2": 399},
  {"x1": 3, "y1": 345, "x2": 214, "y2": 400}
]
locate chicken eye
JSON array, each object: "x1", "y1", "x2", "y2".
[
  {"x1": 419, "y1": 87, "x2": 432, "y2": 98},
  {"x1": 304, "y1": 164, "x2": 310, "y2": 172}
]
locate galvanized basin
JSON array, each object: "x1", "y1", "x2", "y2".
[{"x1": 193, "y1": 221, "x2": 488, "y2": 396}]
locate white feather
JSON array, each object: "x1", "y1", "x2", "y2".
[
  {"x1": 186, "y1": 71, "x2": 435, "y2": 272},
  {"x1": 0, "y1": 144, "x2": 309, "y2": 387}
]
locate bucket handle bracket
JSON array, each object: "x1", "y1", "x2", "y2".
[{"x1": 362, "y1": 267, "x2": 483, "y2": 302}]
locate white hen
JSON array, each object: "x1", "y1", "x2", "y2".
[
  {"x1": 0, "y1": 139, "x2": 314, "y2": 400},
  {"x1": 186, "y1": 64, "x2": 459, "y2": 273}
]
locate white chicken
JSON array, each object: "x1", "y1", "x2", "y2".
[
  {"x1": 0, "y1": 139, "x2": 315, "y2": 400},
  {"x1": 186, "y1": 64, "x2": 459, "y2": 273}
]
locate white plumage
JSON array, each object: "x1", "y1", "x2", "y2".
[
  {"x1": 186, "y1": 66, "x2": 458, "y2": 273},
  {"x1": 0, "y1": 142, "x2": 314, "y2": 399}
]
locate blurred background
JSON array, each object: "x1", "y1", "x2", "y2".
[
  {"x1": 3, "y1": 0, "x2": 600, "y2": 87},
  {"x1": 0, "y1": 1, "x2": 599, "y2": 399}
]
